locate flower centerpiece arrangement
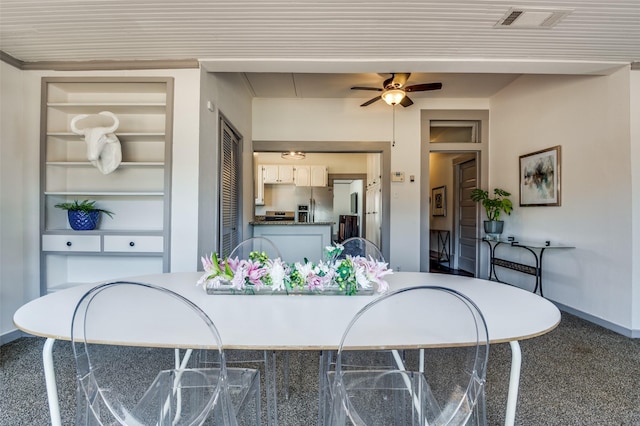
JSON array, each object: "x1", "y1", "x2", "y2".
[{"x1": 197, "y1": 243, "x2": 392, "y2": 295}]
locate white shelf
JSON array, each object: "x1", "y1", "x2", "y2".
[
  {"x1": 40, "y1": 77, "x2": 173, "y2": 295},
  {"x1": 47, "y1": 132, "x2": 165, "y2": 138},
  {"x1": 46, "y1": 162, "x2": 164, "y2": 167},
  {"x1": 44, "y1": 191, "x2": 165, "y2": 196},
  {"x1": 48, "y1": 102, "x2": 166, "y2": 107},
  {"x1": 47, "y1": 103, "x2": 167, "y2": 114}
]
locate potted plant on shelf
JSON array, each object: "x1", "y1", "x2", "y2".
[
  {"x1": 470, "y1": 188, "x2": 513, "y2": 239},
  {"x1": 54, "y1": 199, "x2": 114, "y2": 231}
]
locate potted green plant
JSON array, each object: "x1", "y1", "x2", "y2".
[
  {"x1": 54, "y1": 199, "x2": 114, "y2": 231},
  {"x1": 470, "y1": 188, "x2": 513, "y2": 238}
]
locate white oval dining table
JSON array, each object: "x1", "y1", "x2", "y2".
[{"x1": 14, "y1": 271, "x2": 560, "y2": 426}]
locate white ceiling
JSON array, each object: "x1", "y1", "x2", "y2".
[
  {"x1": 242, "y1": 72, "x2": 521, "y2": 99},
  {"x1": 1, "y1": 0, "x2": 639, "y2": 99}
]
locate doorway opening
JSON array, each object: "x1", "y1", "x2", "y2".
[
  {"x1": 428, "y1": 152, "x2": 478, "y2": 277},
  {"x1": 419, "y1": 109, "x2": 489, "y2": 276},
  {"x1": 253, "y1": 140, "x2": 391, "y2": 261},
  {"x1": 330, "y1": 174, "x2": 367, "y2": 242}
]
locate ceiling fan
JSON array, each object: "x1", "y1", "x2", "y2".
[{"x1": 351, "y1": 73, "x2": 442, "y2": 107}]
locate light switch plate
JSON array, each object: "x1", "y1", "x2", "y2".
[{"x1": 391, "y1": 171, "x2": 405, "y2": 182}]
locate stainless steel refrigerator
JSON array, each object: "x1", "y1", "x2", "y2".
[{"x1": 294, "y1": 186, "x2": 333, "y2": 223}]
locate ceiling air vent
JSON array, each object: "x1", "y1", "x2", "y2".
[{"x1": 495, "y1": 8, "x2": 572, "y2": 29}]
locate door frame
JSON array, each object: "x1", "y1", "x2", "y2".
[
  {"x1": 329, "y1": 173, "x2": 368, "y2": 238},
  {"x1": 419, "y1": 109, "x2": 489, "y2": 274}
]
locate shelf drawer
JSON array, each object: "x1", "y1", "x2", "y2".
[
  {"x1": 103, "y1": 235, "x2": 164, "y2": 253},
  {"x1": 42, "y1": 235, "x2": 101, "y2": 252}
]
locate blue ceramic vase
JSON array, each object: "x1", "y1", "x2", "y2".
[{"x1": 68, "y1": 210, "x2": 100, "y2": 231}]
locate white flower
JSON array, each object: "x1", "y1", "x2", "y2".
[
  {"x1": 269, "y1": 258, "x2": 286, "y2": 291},
  {"x1": 295, "y1": 261, "x2": 314, "y2": 279},
  {"x1": 353, "y1": 261, "x2": 371, "y2": 289}
]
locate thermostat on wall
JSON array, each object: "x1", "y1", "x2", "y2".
[{"x1": 391, "y1": 171, "x2": 405, "y2": 182}]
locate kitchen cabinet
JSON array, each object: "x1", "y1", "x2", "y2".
[
  {"x1": 40, "y1": 77, "x2": 173, "y2": 294},
  {"x1": 294, "y1": 165, "x2": 327, "y2": 187},
  {"x1": 262, "y1": 164, "x2": 294, "y2": 184},
  {"x1": 310, "y1": 165, "x2": 328, "y2": 186}
]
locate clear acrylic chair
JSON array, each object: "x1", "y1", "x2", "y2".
[
  {"x1": 319, "y1": 237, "x2": 391, "y2": 422},
  {"x1": 334, "y1": 237, "x2": 384, "y2": 262},
  {"x1": 325, "y1": 286, "x2": 489, "y2": 426},
  {"x1": 225, "y1": 237, "x2": 283, "y2": 421},
  {"x1": 228, "y1": 236, "x2": 281, "y2": 261},
  {"x1": 71, "y1": 280, "x2": 261, "y2": 425}
]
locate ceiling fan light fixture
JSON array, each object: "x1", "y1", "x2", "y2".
[
  {"x1": 381, "y1": 88, "x2": 405, "y2": 105},
  {"x1": 281, "y1": 151, "x2": 306, "y2": 160}
]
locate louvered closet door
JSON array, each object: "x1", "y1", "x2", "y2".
[{"x1": 220, "y1": 119, "x2": 241, "y2": 257}]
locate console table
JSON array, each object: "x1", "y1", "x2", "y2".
[
  {"x1": 481, "y1": 237, "x2": 574, "y2": 297},
  {"x1": 430, "y1": 229, "x2": 451, "y2": 268}
]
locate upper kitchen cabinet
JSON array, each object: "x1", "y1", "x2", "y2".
[
  {"x1": 262, "y1": 164, "x2": 294, "y2": 184},
  {"x1": 295, "y1": 165, "x2": 327, "y2": 187},
  {"x1": 40, "y1": 76, "x2": 173, "y2": 294}
]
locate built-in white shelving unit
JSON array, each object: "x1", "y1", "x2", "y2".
[{"x1": 40, "y1": 77, "x2": 174, "y2": 294}]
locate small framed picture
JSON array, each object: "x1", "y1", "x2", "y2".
[
  {"x1": 432, "y1": 186, "x2": 446, "y2": 216},
  {"x1": 519, "y1": 145, "x2": 561, "y2": 206}
]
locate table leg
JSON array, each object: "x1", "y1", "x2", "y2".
[
  {"x1": 265, "y1": 350, "x2": 278, "y2": 426},
  {"x1": 505, "y1": 341, "x2": 522, "y2": 426},
  {"x1": 43, "y1": 338, "x2": 62, "y2": 426}
]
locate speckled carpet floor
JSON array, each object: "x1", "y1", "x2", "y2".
[{"x1": 1, "y1": 312, "x2": 639, "y2": 425}]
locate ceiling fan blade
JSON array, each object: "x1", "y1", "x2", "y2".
[
  {"x1": 351, "y1": 86, "x2": 383, "y2": 92},
  {"x1": 405, "y1": 82, "x2": 443, "y2": 92},
  {"x1": 360, "y1": 96, "x2": 382, "y2": 107},
  {"x1": 400, "y1": 96, "x2": 414, "y2": 107}
]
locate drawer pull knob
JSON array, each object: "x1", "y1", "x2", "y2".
[
  {"x1": 129, "y1": 241, "x2": 135, "y2": 247},
  {"x1": 66, "y1": 241, "x2": 72, "y2": 247}
]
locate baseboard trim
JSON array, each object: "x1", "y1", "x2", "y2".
[
  {"x1": 0, "y1": 329, "x2": 28, "y2": 345},
  {"x1": 554, "y1": 302, "x2": 639, "y2": 338}
]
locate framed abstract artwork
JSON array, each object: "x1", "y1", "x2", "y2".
[
  {"x1": 519, "y1": 145, "x2": 561, "y2": 206},
  {"x1": 432, "y1": 186, "x2": 446, "y2": 216}
]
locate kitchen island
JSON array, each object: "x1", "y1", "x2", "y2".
[{"x1": 251, "y1": 221, "x2": 334, "y2": 263}]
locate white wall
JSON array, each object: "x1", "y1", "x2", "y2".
[
  {"x1": 0, "y1": 62, "x2": 29, "y2": 342},
  {"x1": 254, "y1": 152, "x2": 368, "y2": 171},
  {"x1": 631, "y1": 69, "x2": 640, "y2": 331},
  {"x1": 197, "y1": 71, "x2": 254, "y2": 260},
  {"x1": 0, "y1": 67, "x2": 201, "y2": 340},
  {"x1": 491, "y1": 68, "x2": 636, "y2": 333}
]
